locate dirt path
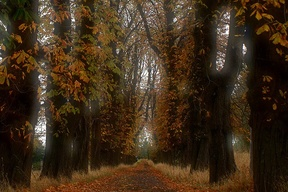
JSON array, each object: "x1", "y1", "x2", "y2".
[{"x1": 43, "y1": 161, "x2": 205, "y2": 192}]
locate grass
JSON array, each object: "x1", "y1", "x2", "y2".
[
  {"x1": 2, "y1": 164, "x2": 130, "y2": 192},
  {"x1": 153, "y1": 152, "x2": 252, "y2": 192},
  {"x1": 4, "y1": 153, "x2": 286, "y2": 192}
]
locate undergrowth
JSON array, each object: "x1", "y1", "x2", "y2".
[
  {"x1": 153, "y1": 152, "x2": 252, "y2": 192},
  {"x1": 4, "y1": 164, "x2": 129, "y2": 192}
]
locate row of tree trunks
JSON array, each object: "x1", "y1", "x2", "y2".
[{"x1": 0, "y1": 0, "x2": 40, "y2": 188}]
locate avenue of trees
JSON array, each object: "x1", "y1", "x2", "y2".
[{"x1": 0, "y1": 0, "x2": 287, "y2": 192}]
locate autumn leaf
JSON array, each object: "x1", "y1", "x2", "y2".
[
  {"x1": 262, "y1": 75, "x2": 273, "y2": 82},
  {"x1": 0, "y1": 65, "x2": 7, "y2": 85},
  {"x1": 1, "y1": 44, "x2": 6, "y2": 51},
  {"x1": 11, "y1": 33, "x2": 23, "y2": 44},
  {"x1": 272, "y1": 103, "x2": 277, "y2": 110},
  {"x1": 279, "y1": 89, "x2": 287, "y2": 99},
  {"x1": 276, "y1": 48, "x2": 283, "y2": 56},
  {"x1": 18, "y1": 23, "x2": 27, "y2": 31},
  {"x1": 261, "y1": 13, "x2": 274, "y2": 20},
  {"x1": 256, "y1": 24, "x2": 270, "y2": 35},
  {"x1": 74, "y1": 80, "x2": 81, "y2": 88},
  {"x1": 255, "y1": 11, "x2": 262, "y2": 20}
]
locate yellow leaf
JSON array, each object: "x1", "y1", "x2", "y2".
[
  {"x1": 272, "y1": 103, "x2": 277, "y2": 110},
  {"x1": 31, "y1": 21, "x2": 37, "y2": 32},
  {"x1": 12, "y1": 34, "x2": 22, "y2": 44},
  {"x1": 262, "y1": 75, "x2": 273, "y2": 82},
  {"x1": 256, "y1": 24, "x2": 270, "y2": 35},
  {"x1": 1, "y1": 45, "x2": 6, "y2": 51},
  {"x1": 11, "y1": 51, "x2": 21, "y2": 60},
  {"x1": 18, "y1": 23, "x2": 27, "y2": 31},
  {"x1": 255, "y1": 11, "x2": 262, "y2": 20},
  {"x1": 0, "y1": 65, "x2": 7, "y2": 85},
  {"x1": 270, "y1": 32, "x2": 281, "y2": 44},
  {"x1": 199, "y1": 49, "x2": 205, "y2": 55},
  {"x1": 276, "y1": 48, "x2": 283, "y2": 56},
  {"x1": 235, "y1": 7, "x2": 245, "y2": 17},
  {"x1": 261, "y1": 13, "x2": 274, "y2": 21},
  {"x1": 0, "y1": 75, "x2": 5, "y2": 84},
  {"x1": 74, "y1": 80, "x2": 81, "y2": 88},
  {"x1": 279, "y1": 89, "x2": 287, "y2": 99},
  {"x1": 16, "y1": 51, "x2": 27, "y2": 64}
]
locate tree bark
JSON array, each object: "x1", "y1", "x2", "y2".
[
  {"x1": 41, "y1": 128, "x2": 72, "y2": 178},
  {"x1": 193, "y1": 1, "x2": 240, "y2": 182},
  {"x1": 72, "y1": 115, "x2": 89, "y2": 173},
  {"x1": 41, "y1": 0, "x2": 73, "y2": 179},
  {"x1": 90, "y1": 100, "x2": 102, "y2": 170},
  {"x1": 0, "y1": 0, "x2": 39, "y2": 187},
  {"x1": 245, "y1": 3, "x2": 288, "y2": 191},
  {"x1": 70, "y1": 0, "x2": 96, "y2": 174}
]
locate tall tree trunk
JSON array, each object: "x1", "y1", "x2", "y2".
[
  {"x1": 71, "y1": 0, "x2": 96, "y2": 174},
  {"x1": 41, "y1": 128, "x2": 72, "y2": 178},
  {"x1": 207, "y1": 84, "x2": 237, "y2": 183},
  {"x1": 190, "y1": 0, "x2": 218, "y2": 174},
  {"x1": 90, "y1": 100, "x2": 101, "y2": 170},
  {"x1": 245, "y1": 3, "x2": 288, "y2": 191},
  {"x1": 193, "y1": 1, "x2": 240, "y2": 182},
  {"x1": 207, "y1": 7, "x2": 242, "y2": 183},
  {"x1": 99, "y1": 0, "x2": 124, "y2": 166},
  {"x1": 0, "y1": 0, "x2": 39, "y2": 188},
  {"x1": 41, "y1": 0, "x2": 72, "y2": 179},
  {"x1": 72, "y1": 115, "x2": 89, "y2": 173}
]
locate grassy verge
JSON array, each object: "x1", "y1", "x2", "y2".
[
  {"x1": 153, "y1": 152, "x2": 252, "y2": 192},
  {"x1": 3, "y1": 164, "x2": 130, "y2": 192}
]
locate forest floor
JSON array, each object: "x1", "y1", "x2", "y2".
[{"x1": 41, "y1": 160, "x2": 215, "y2": 192}]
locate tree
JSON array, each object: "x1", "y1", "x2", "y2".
[
  {"x1": 240, "y1": 0, "x2": 288, "y2": 191},
  {"x1": 32, "y1": 136, "x2": 45, "y2": 170},
  {"x1": 136, "y1": 0, "x2": 194, "y2": 165},
  {"x1": 41, "y1": 0, "x2": 73, "y2": 179},
  {"x1": 0, "y1": 0, "x2": 40, "y2": 188},
  {"x1": 192, "y1": 1, "x2": 242, "y2": 182},
  {"x1": 71, "y1": 0, "x2": 96, "y2": 174}
]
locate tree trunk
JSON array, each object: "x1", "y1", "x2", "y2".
[
  {"x1": 41, "y1": 127, "x2": 72, "y2": 179},
  {"x1": 72, "y1": 115, "x2": 89, "y2": 173},
  {"x1": 245, "y1": 3, "x2": 288, "y2": 191},
  {"x1": 193, "y1": 2, "x2": 240, "y2": 182},
  {"x1": 70, "y1": 0, "x2": 97, "y2": 173},
  {"x1": 0, "y1": 0, "x2": 39, "y2": 188},
  {"x1": 186, "y1": 95, "x2": 209, "y2": 171},
  {"x1": 190, "y1": 128, "x2": 209, "y2": 171},
  {"x1": 41, "y1": 0, "x2": 72, "y2": 179},
  {"x1": 90, "y1": 100, "x2": 102, "y2": 170},
  {"x1": 207, "y1": 85, "x2": 237, "y2": 183}
]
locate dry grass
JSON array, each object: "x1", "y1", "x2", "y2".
[
  {"x1": 213, "y1": 152, "x2": 252, "y2": 192},
  {"x1": 1, "y1": 153, "x2": 254, "y2": 192},
  {"x1": 3, "y1": 164, "x2": 130, "y2": 192},
  {"x1": 153, "y1": 152, "x2": 252, "y2": 192}
]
